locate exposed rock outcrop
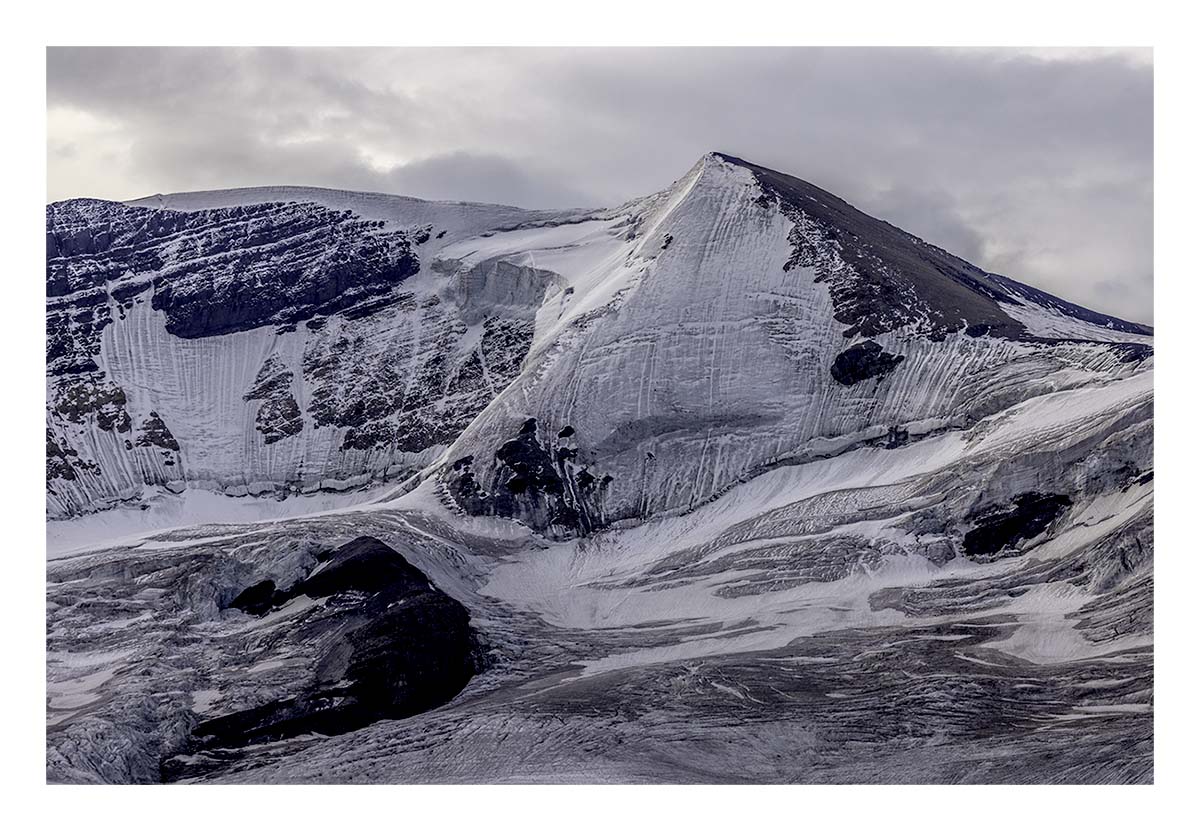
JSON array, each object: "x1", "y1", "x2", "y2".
[
  {"x1": 187, "y1": 536, "x2": 477, "y2": 753},
  {"x1": 446, "y1": 419, "x2": 610, "y2": 537},
  {"x1": 962, "y1": 492, "x2": 1073, "y2": 562},
  {"x1": 829, "y1": 340, "x2": 906, "y2": 386}
]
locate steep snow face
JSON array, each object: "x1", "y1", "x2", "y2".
[
  {"x1": 46, "y1": 195, "x2": 589, "y2": 520},
  {"x1": 436, "y1": 153, "x2": 1153, "y2": 534}
]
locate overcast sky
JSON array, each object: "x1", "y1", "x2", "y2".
[{"x1": 46, "y1": 47, "x2": 1153, "y2": 323}]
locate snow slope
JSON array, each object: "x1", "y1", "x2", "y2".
[{"x1": 433, "y1": 153, "x2": 1151, "y2": 532}]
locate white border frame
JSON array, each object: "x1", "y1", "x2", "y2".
[{"x1": 6, "y1": 0, "x2": 1195, "y2": 823}]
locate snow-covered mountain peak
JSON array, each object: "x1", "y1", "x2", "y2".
[
  {"x1": 47, "y1": 155, "x2": 1151, "y2": 548},
  {"x1": 431, "y1": 154, "x2": 1151, "y2": 538}
]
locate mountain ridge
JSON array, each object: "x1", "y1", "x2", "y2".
[
  {"x1": 713, "y1": 152, "x2": 1151, "y2": 336},
  {"x1": 49, "y1": 152, "x2": 1152, "y2": 334},
  {"x1": 46, "y1": 152, "x2": 1151, "y2": 539}
]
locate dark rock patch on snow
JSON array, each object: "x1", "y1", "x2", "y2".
[
  {"x1": 186, "y1": 537, "x2": 477, "y2": 754},
  {"x1": 884, "y1": 425, "x2": 910, "y2": 449},
  {"x1": 962, "y1": 493, "x2": 1073, "y2": 562},
  {"x1": 243, "y1": 357, "x2": 304, "y2": 445},
  {"x1": 446, "y1": 419, "x2": 611, "y2": 538},
  {"x1": 135, "y1": 411, "x2": 180, "y2": 452},
  {"x1": 830, "y1": 340, "x2": 905, "y2": 386},
  {"x1": 52, "y1": 374, "x2": 132, "y2": 433}
]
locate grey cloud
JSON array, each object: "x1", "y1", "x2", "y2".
[
  {"x1": 867, "y1": 184, "x2": 987, "y2": 266},
  {"x1": 46, "y1": 47, "x2": 1152, "y2": 322},
  {"x1": 380, "y1": 153, "x2": 598, "y2": 208}
]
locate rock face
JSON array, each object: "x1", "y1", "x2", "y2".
[
  {"x1": 448, "y1": 418, "x2": 610, "y2": 537},
  {"x1": 46, "y1": 192, "x2": 573, "y2": 519},
  {"x1": 46, "y1": 199, "x2": 419, "y2": 340},
  {"x1": 829, "y1": 340, "x2": 906, "y2": 386},
  {"x1": 962, "y1": 492, "x2": 1073, "y2": 561},
  {"x1": 186, "y1": 536, "x2": 477, "y2": 754}
]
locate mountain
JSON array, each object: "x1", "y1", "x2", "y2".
[
  {"x1": 45, "y1": 189, "x2": 589, "y2": 526},
  {"x1": 46, "y1": 154, "x2": 1153, "y2": 783}
]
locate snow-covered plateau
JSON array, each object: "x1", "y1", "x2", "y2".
[{"x1": 46, "y1": 153, "x2": 1152, "y2": 783}]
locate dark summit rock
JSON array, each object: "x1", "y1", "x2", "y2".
[
  {"x1": 726, "y1": 153, "x2": 1025, "y2": 340},
  {"x1": 192, "y1": 537, "x2": 477, "y2": 752},
  {"x1": 718, "y1": 153, "x2": 1152, "y2": 341},
  {"x1": 830, "y1": 340, "x2": 906, "y2": 386},
  {"x1": 963, "y1": 493, "x2": 1073, "y2": 561}
]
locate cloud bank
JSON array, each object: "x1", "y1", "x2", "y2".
[{"x1": 47, "y1": 47, "x2": 1153, "y2": 322}]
